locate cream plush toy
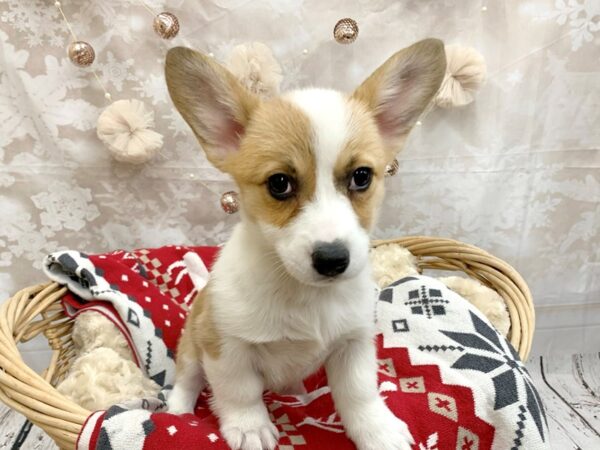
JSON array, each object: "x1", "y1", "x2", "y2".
[
  {"x1": 56, "y1": 311, "x2": 161, "y2": 410},
  {"x1": 370, "y1": 244, "x2": 510, "y2": 336}
]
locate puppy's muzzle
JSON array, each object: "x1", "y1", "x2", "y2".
[{"x1": 311, "y1": 240, "x2": 350, "y2": 277}]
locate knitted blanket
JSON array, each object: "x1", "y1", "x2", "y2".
[{"x1": 43, "y1": 246, "x2": 550, "y2": 450}]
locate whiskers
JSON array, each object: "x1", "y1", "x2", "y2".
[{"x1": 250, "y1": 246, "x2": 291, "y2": 285}]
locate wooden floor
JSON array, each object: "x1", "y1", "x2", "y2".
[
  {"x1": 1, "y1": 354, "x2": 599, "y2": 449},
  {"x1": 528, "y1": 353, "x2": 600, "y2": 449}
]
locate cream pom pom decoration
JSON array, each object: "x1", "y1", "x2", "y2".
[
  {"x1": 96, "y1": 99, "x2": 163, "y2": 164},
  {"x1": 225, "y1": 42, "x2": 283, "y2": 98},
  {"x1": 433, "y1": 44, "x2": 487, "y2": 108}
]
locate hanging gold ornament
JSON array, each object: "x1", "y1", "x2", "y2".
[
  {"x1": 220, "y1": 191, "x2": 240, "y2": 214},
  {"x1": 385, "y1": 159, "x2": 399, "y2": 177},
  {"x1": 333, "y1": 18, "x2": 359, "y2": 44},
  {"x1": 67, "y1": 41, "x2": 95, "y2": 67},
  {"x1": 153, "y1": 12, "x2": 180, "y2": 39}
]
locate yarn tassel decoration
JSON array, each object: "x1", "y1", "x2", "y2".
[
  {"x1": 96, "y1": 99, "x2": 163, "y2": 164},
  {"x1": 433, "y1": 44, "x2": 487, "y2": 108},
  {"x1": 225, "y1": 42, "x2": 283, "y2": 98}
]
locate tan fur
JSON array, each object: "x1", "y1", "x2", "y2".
[
  {"x1": 333, "y1": 99, "x2": 387, "y2": 230},
  {"x1": 352, "y1": 38, "x2": 446, "y2": 161},
  {"x1": 178, "y1": 287, "x2": 221, "y2": 361},
  {"x1": 223, "y1": 99, "x2": 316, "y2": 228}
]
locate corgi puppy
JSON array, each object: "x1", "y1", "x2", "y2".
[{"x1": 165, "y1": 39, "x2": 446, "y2": 450}]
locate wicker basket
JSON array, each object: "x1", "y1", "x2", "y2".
[{"x1": 0, "y1": 236, "x2": 534, "y2": 449}]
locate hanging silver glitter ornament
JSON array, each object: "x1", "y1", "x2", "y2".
[
  {"x1": 67, "y1": 41, "x2": 95, "y2": 67},
  {"x1": 334, "y1": 18, "x2": 359, "y2": 44},
  {"x1": 385, "y1": 159, "x2": 399, "y2": 177},
  {"x1": 153, "y1": 12, "x2": 180, "y2": 39},
  {"x1": 220, "y1": 191, "x2": 240, "y2": 214}
]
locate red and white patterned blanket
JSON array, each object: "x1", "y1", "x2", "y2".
[{"x1": 43, "y1": 246, "x2": 550, "y2": 450}]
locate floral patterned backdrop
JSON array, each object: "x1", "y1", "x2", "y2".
[{"x1": 0, "y1": 0, "x2": 598, "y2": 362}]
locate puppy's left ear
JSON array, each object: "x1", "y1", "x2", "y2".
[{"x1": 352, "y1": 38, "x2": 446, "y2": 158}]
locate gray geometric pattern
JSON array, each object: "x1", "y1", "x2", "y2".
[
  {"x1": 145, "y1": 340, "x2": 153, "y2": 373},
  {"x1": 378, "y1": 276, "x2": 420, "y2": 303},
  {"x1": 405, "y1": 286, "x2": 449, "y2": 318},
  {"x1": 511, "y1": 405, "x2": 528, "y2": 450},
  {"x1": 392, "y1": 318, "x2": 409, "y2": 332},
  {"x1": 150, "y1": 370, "x2": 166, "y2": 387},
  {"x1": 418, "y1": 344, "x2": 465, "y2": 352},
  {"x1": 127, "y1": 308, "x2": 140, "y2": 327},
  {"x1": 440, "y1": 310, "x2": 547, "y2": 441},
  {"x1": 379, "y1": 288, "x2": 394, "y2": 303}
]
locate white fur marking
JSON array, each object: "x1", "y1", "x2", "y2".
[
  {"x1": 271, "y1": 89, "x2": 370, "y2": 283},
  {"x1": 286, "y1": 89, "x2": 350, "y2": 176}
]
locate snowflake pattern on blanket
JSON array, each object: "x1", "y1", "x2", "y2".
[{"x1": 43, "y1": 247, "x2": 550, "y2": 450}]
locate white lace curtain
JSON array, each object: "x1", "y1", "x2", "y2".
[{"x1": 0, "y1": 1, "x2": 598, "y2": 364}]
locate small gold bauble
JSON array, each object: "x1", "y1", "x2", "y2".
[
  {"x1": 220, "y1": 191, "x2": 240, "y2": 214},
  {"x1": 385, "y1": 159, "x2": 399, "y2": 177},
  {"x1": 153, "y1": 12, "x2": 180, "y2": 39},
  {"x1": 333, "y1": 18, "x2": 359, "y2": 44},
  {"x1": 67, "y1": 41, "x2": 95, "y2": 67}
]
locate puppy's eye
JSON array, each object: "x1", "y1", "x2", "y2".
[
  {"x1": 349, "y1": 167, "x2": 372, "y2": 191},
  {"x1": 268, "y1": 173, "x2": 294, "y2": 200}
]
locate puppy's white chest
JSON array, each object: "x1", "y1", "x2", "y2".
[{"x1": 253, "y1": 338, "x2": 329, "y2": 391}]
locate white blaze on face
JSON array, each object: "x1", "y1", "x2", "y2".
[{"x1": 259, "y1": 88, "x2": 371, "y2": 285}]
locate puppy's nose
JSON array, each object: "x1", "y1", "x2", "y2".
[{"x1": 312, "y1": 240, "x2": 350, "y2": 277}]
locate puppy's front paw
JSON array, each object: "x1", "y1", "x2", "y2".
[
  {"x1": 348, "y1": 404, "x2": 414, "y2": 450},
  {"x1": 167, "y1": 386, "x2": 196, "y2": 415},
  {"x1": 220, "y1": 407, "x2": 279, "y2": 450}
]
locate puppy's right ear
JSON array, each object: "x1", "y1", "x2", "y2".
[
  {"x1": 165, "y1": 47, "x2": 259, "y2": 170},
  {"x1": 352, "y1": 39, "x2": 446, "y2": 160}
]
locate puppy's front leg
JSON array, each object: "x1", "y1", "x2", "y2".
[
  {"x1": 326, "y1": 330, "x2": 414, "y2": 450},
  {"x1": 204, "y1": 343, "x2": 279, "y2": 450}
]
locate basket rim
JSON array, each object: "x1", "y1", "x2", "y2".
[{"x1": 0, "y1": 282, "x2": 89, "y2": 448}]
